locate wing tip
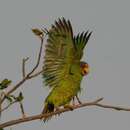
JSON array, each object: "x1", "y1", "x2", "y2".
[{"x1": 50, "y1": 17, "x2": 73, "y2": 36}]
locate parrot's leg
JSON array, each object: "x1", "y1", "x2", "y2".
[
  {"x1": 76, "y1": 95, "x2": 82, "y2": 104},
  {"x1": 64, "y1": 104, "x2": 74, "y2": 111},
  {"x1": 19, "y1": 102, "x2": 27, "y2": 119},
  {"x1": 72, "y1": 97, "x2": 76, "y2": 106}
]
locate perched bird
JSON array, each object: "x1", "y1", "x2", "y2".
[{"x1": 42, "y1": 18, "x2": 92, "y2": 122}]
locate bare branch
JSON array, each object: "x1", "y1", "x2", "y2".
[
  {"x1": 0, "y1": 36, "x2": 44, "y2": 104},
  {"x1": 27, "y1": 37, "x2": 43, "y2": 77},
  {"x1": 22, "y1": 57, "x2": 29, "y2": 78},
  {"x1": 28, "y1": 70, "x2": 43, "y2": 79},
  {"x1": 1, "y1": 78, "x2": 27, "y2": 103},
  {"x1": 1, "y1": 97, "x2": 130, "y2": 128},
  {"x1": 0, "y1": 98, "x2": 103, "y2": 128},
  {"x1": 1, "y1": 101, "x2": 17, "y2": 112},
  {"x1": 95, "y1": 103, "x2": 130, "y2": 111}
]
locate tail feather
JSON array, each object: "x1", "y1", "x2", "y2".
[{"x1": 42, "y1": 102, "x2": 54, "y2": 122}]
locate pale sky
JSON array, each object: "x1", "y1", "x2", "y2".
[{"x1": 0, "y1": 0, "x2": 130, "y2": 130}]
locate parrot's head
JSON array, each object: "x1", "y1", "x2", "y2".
[{"x1": 80, "y1": 61, "x2": 89, "y2": 76}]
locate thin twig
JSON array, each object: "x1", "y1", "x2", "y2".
[
  {"x1": 1, "y1": 78, "x2": 27, "y2": 103},
  {"x1": 27, "y1": 37, "x2": 43, "y2": 77},
  {"x1": 1, "y1": 101, "x2": 17, "y2": 112},
  {"x1": 95, "y1": 103, "x2": 130, "y2": 111},
  {"x1": 28, "y1": 70, "x2": 43, "y2": 79},
  {"x1": 0, "y1": 36, "x2": 44, "y2": 104},
  {"x1": 22, "y1": 57, "x2": 29, "y2": 78}
]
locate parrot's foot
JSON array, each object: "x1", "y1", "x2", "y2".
[
  {"x1": 55, "y1": 107, "x2": 61, "y2": 111},
  {"x1": 22, "y1": 114, "x2": 26, "y2": 119},
  {"x1": 64, "y1": 104, "x2": 74, "y2": 111},
  {"x1": 76, "y1": 95, "x2": 82, "y2": 104},
  {"x1": 55, "y1": 107, "x2": 61, "y2": 116}
]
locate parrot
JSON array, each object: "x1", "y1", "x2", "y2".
[{"x1": 42, "y1": 17, "x2": 92, "y2": 122}]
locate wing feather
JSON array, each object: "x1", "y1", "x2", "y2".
[
  {"x1": 43, "y1": 18, "x2": 75, "y2": 88},
  {"x1": 74, "y1": 31, "x2": 92, "y2": 59}
]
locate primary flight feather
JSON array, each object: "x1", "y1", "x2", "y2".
[{"x1": 42, "y1": 18, "x2": 92, "y2": 122}]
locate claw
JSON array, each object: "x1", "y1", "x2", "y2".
[
  {"x1": 55, "y1": 107, "x2": 61, "y2": 115},
  {"x1": 64, "y1": 104, "x2": 74, "y2": 111},
  {"x1": 22, "y1": 114, "x2": 26, "y2": 119}
]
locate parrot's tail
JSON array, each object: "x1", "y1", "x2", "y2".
[{"x1": 41, "y1": 102, "x2": 54, "y2": 122}]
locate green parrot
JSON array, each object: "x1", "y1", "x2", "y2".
[{"x1": 42, "y1": 18, "x2": 92, "y2": 122}]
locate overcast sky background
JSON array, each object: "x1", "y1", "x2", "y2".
[{"x1": 0, "y1": 0, "x2": 130, "y2": 130}]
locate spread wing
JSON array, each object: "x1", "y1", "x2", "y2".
[
  {"x1": 42, "y1": 18, "x2": 92, "y2": 88},
  {"x1": 43, "y1": 18, "x2": 76, "y2": 88}
]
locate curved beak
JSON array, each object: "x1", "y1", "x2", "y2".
[{"x1": 84, "y1": 67, "x2": 90, "y2": 75}]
